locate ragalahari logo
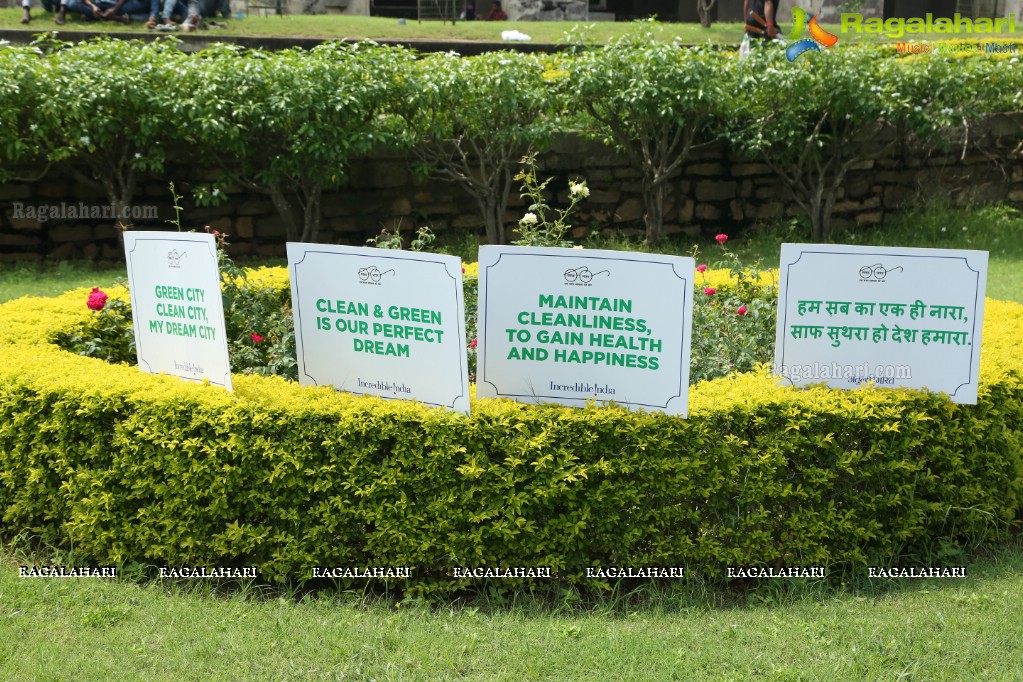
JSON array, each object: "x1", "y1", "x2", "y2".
[{"x1": 787, "y1": 8, "x2": 840, "y2": 61}]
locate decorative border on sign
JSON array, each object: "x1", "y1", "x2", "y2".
[
  {"x1": 126, "y1": 235, "x2": 230, "y2": 388},
  {"x1": 778, "y1": 250, "x2": 983, "y2": 399},
  {"x1": 291, "y1": 250, "x2": 468, "y2": 410},
  {"x1": 481, "y1": 252, "x2": 690, "y2": 410}
]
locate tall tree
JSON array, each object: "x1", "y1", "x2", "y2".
[
  {"x1": 396, "y1": 51, "x2": 560, "y2": 245},
  {"x1": 571, "y1": 36, "x2": 728, "y2": 244}
]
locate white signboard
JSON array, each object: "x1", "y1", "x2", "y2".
[
  {"x1": 476, "y1": 246, "x2": 695, "y2": 416},
  {"x1": 287, "y1": 243, "x2": 470, "y2": 414},
  {"x1": 123, "y1": 231, "x2": 232, "y2": 390},
  {"x1": 775, "y1": 244, "x2": 987, "y2": 404}
]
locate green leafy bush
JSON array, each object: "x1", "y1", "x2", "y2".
[
  {"x1": 3, "y1": 283, "x2": 1022, "y2": 595},
  {"x1": 4, "y1": 39, "x2": 1023, "y2": 244}
]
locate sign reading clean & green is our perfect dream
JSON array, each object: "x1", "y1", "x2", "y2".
[
  {"x1": 123, "y1": 231, "x2": 232, "y2": 389},
  {"x1": 476, "y1": 246, "x2": 695, "y2": 416},
  {"x1": 775, "y1": 244, "x2": 987, "y2": 404},
  {"x1": 287, "y1": 243, "x2": 470, "y2": 414}
]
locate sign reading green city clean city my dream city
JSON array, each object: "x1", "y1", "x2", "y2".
[
  {"x1": 476, "y1": 246, "x2": 695, "y2": 416},
  {"x1": 287, "y1": 244, "x2": 470, "y2": 414},
  {"x1": 775, "y1": 244, "x2": 988, "y2": 404},
  {"x1": 123, "y1": 231, "x2": 232, "y2": 390}
]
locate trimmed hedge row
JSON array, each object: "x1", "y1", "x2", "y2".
[
  {"x1": 3, "y1": 38, "x2": 1023, "y2": 244},
  {"x1": 1, "y1": 281, "x2": 1022, "y2": 593}
]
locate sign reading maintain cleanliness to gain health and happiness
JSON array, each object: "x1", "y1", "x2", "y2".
[
  {"x1": 775, "y1": 244, "x2": 988, "y2": 404},
  {"x1": 476, "y1": 246, "x2": 695, "y2": 416},
  {"x1": 287, "y1": 243, "x2": 470, "y2": 414},
  {"x1": 123, "y1": 231, "x2": 232, "y2": 390}
]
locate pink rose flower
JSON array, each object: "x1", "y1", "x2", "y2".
[
  {"x1": 703, "y1": 287, "x2": 716, "y2": 296},
  {"x1": 251, "y1": 333, "x2": 264, "y2": 343},
  {"x1": 715, "y1": 233, "x2": 728, "y2": 245},
  {"x1": 86, "y1": 287, "x2": 108, "y2": 311},
  {"x1": 737, "y1": 305, "x2": 748, "y2": 315},
  {"x1": 470, "y1": 338, "x2": 478, "y2": 350},
  {"x1": 696, "y1": 264, "x2": 707, "y2": 273}
]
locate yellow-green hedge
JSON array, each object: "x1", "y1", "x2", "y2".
[{"x1": 1, "y1": 276, "x2": 1022, "y2": 594}]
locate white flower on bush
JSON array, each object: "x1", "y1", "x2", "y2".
[
  {"x1": 520, "y1": 212, "x2": 538, "y2": 225},
  {"x1": 569, "y1": 181, "x2": 589, "y2": 199},
  {"x1": 79, "y1": 135, "x2": 91, "y2": 146}
]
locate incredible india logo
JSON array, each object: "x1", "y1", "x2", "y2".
[{"x1": 787, "y1": 7, "x2": 840, "y2": 61}]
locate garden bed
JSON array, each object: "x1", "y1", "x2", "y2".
[{"x1": 0, "y1": 272, "x2": 1021, "y2": 594}]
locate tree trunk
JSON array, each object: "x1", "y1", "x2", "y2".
[
  {"x1": 698, "y1": 0, "x2": 715, "y2": 28},
  {"x1": 472, "y1": 165, "x2": 512, "y2": 245},
  {"x1": 300, "y1": 184, "x2": 323, "y2": 243},
  {"x1": 269, "y1": 184, "x2": 301, "y2": 243},
  {"x1": 477, "y1": 193, "x2": 504, "y2": 245},
  {"x1": 642, "y1": 177, "x2": 666, "y2": 244}
]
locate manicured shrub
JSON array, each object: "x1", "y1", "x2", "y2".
[{"x1": 2, "y1": 282, "x2": 1021, "y2": 595}]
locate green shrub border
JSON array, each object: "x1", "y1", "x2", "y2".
[{"x1": 1, "y1": 286, "x2": 1022, "y2": 594}]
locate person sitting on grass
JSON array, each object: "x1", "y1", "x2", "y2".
[
  {"x1": 52, "y1": 0, "x2": 138, "y2": 23},
  {"x1": 97, "y1": 0, "x2": 157, "y2": 23},
  {"x1": 147, "y1": 0, "x2": 187, "y2": 29},
  {"x1": 484, "y1": 0, "x2": 506, "y2": 20},
  {"x1": 178, "y1": 0, "x2": 229, "y2": 31}
]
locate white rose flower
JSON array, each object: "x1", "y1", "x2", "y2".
[
  {"x1": 569, "y1": 182, "x2": 589, "y2": 198},
  {"x1": 520, "y1": 212, "x2": 538, "y2": 225}
]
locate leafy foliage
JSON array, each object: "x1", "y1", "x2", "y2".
[
  {"x1": 0, "y1": 44, "x2": 49, "y2": 181},
  {"x1": 175, "y1": 41, "x2": 415, "y2": 242},
  {"x1": 31, "y1": 38, "x2": 185, "y2": 227},
  {"x1": 510, "y1": 152, "x2": 588, "y2": 248},
  {"x1": 691, "y1": 246, "x2": 778, "y2": 383},
  {"x1": 4, "y1": 39, "x2": 1023, "y2": 245},
  {"x1": 569, "y1": 34, "x2": 729, "y2": 243},
  {"x1": 2, "y1": 284, "x2": 1022, "y2": 595},
  {"x1": 396, "y1": 50, "x2": 562, "y2": 244}
]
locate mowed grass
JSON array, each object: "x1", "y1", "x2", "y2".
[
  {"x1": 0, "y1": 260, "x2": 124, "y2": 304},
  {"x1": 2, "y1": 545, "x2": 1023, "y2": 680},
  {"x1": 0, "y1": 11, "x2": 746, "y2": 43},
  {"x1": 2, "y1": 203, "x2": 1021, "y2": 303},
  {"x1": 581, "y1": 203, "x2": 1023, "y2": 304},
  {"x1": 2, "y1": 10, "x2": 1021, "y2": 44}
]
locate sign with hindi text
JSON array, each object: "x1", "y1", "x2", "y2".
[
  {"x1": 476, "y1": 246, "x2": 694, "y2": 416},
  {"x1": 287, "y1": 243, "x2": 470, "y2": 414},
  {"x1": 123, "y1": 231, "x2": 232, "y2": 389},
  {"x1": 774, "y1": 244, "x2": 987, "y2": 404}
]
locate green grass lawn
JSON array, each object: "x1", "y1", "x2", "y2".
[
  {"x1": 0, "y1": 11, "x2": 746, "y2": 43},
  {"x1": 3, "y1": 204, "x2": 1021, "y2": 304},
  {"x1": 579, "y1": 204, "x2": 1023, "y2": 304},
  {"x1": 2, "y1": 10, "x2": 1021, "y2": 45},
  {"x1": 0, "y1": 260, "x2": 126, "y2": 304},
  {"x1": 2, "y1": 544, "x2": 1023, "y2": 680}
]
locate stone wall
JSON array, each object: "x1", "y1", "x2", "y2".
[{"x1": 2, "y1": 123, "x2": 1021, "y2": 262}]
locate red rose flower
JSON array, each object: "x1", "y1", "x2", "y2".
[
  {"x1": 251, "y1": 333, "x2": 264, "y2": 343},
  {"x1": 470, "y1": 338, "x2": 478, "y2": 350},
  {"x1": 715, "y1": 233, "x2": 728, "y2": 245},
  {"x1": 737, "y1": 305, "x2": 748, "y2": 315},
  {"x1": 703, "y1": 287, "x2": 716, "y2": 296},
  {"x1": 696, "y1": 263, "x2": 707, "y2": 273},
  {"x1": 86, "y1": 287, "x2": 108, "y2": 311}
]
